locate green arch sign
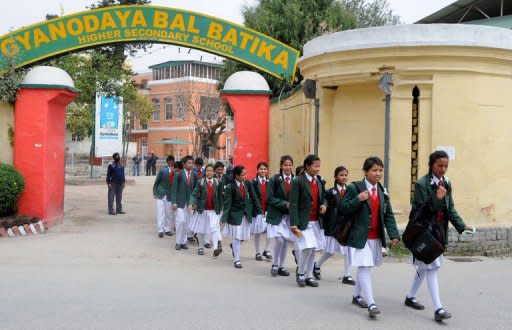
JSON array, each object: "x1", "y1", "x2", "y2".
[{"x1": 0, "y1": 5, "x2": 299, "y2": 80}]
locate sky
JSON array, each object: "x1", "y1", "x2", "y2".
[{"x1": 0, "y1": 0, "x2": 456, "y2": 73}]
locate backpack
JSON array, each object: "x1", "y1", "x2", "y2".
[
  {"x1": 402, "y1": 192, "x2": 445, "y2": 264},
  {"x1": 333, "y1": 180, "x2": 366, "y2": 246}
]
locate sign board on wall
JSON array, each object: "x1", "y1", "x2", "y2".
[
  {"x1": 0, "y1": 5, "x2": 299, "y2": 80},
  {"x1": 95, "y1": 94, "x2": 123, "y2": 157}
]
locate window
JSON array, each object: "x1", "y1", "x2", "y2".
[
  {"x1": 164, "y1": 97, "x2": 173, "y2": 120},
  {"x1": 176, "y1": 96, "x2": 186, "y2": 120},
  {"x1": 140, "y1": 120, "x2": 148, "y2": 130},
  {"x1": 200, "y1": 96, "x2": 220, "y2": 120},
  {"x1": 152, "y1": 98, "x2": 160, "y2": 121}
]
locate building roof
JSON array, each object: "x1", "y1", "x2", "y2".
[
  {"x1": 417, "y1": 0, "x2": 512, "y2": 25},
  {"x1": 148, "y1": 60, "x2": 223, "y2": 70}
]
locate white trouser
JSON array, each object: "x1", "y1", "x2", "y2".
[
  {"x1": 165, "y1": 200, "x2": 175, "y2": 233},
  {"x1": 156, "y1": 197, "x2": 170, "y2": 233},
  {"x1": 175, "y1": 208, "x2": 192, "y2": 245}
]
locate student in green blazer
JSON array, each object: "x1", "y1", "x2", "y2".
[
  {"x1": 171, "y1": 155, "x2": 197, "y2": 250},
  {"x1": 340, "y1": 156, "x2": 400, "y2": 318},
  {"x1": 267, "y1": 155, "x2": 295, "y2": 277},
  {"x1": 250, "y1": 162, "x2": 272, "y2": 262},
  {"x1": 221, "y1": 165, "x2": 254, "y2": 269},
  {"x1": 289, "y1": 154, "x2": 327, "y2": 288},
  {"x1": 313, "y1": 165, "x2": 354, "y2": 285},
  {"x1": 188, "y1": 164, "x2": 223, "y2": 257},
  {"x1": 153, "y1": 155, "x2": 175, "y2": 238},
  {"x1": 404, "y1": 150, "x2": 473, "y2": 322}
]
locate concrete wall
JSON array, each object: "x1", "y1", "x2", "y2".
[{"x1": 0, "y1": 102, "x2": 14, "y2": 164}]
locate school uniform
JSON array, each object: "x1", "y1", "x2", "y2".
[
  {"x1": 221, "y1": 179, "x2": 254, "y2": 267},
  {"x1": 250, "y1": 176, "x2": 273, "y2": 260},
  {"x1": 171, "y1": 169, "x2": 197, "y2": 248},
  {"x1": 189, "y1": 177, "x2": 223, "y2": 254},
  {"x1": 405, "y1": 174, "x2": 467, "y2": 319},
  {"x1": 289, "y1": 173, "x2": 327, "y2": 286},
  {"x1": 340, "y1": 178, "x2": 399, "y2": 314},
  {"x1": 152, "y1": 166, "x2": 174, "y2": 236}
]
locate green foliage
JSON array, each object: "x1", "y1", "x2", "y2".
[
  {"x1": 218, "y1": 0, "x2": 401, "y2": 97},
  {"x1": 8, "y1": 126, "x2": 14, "y2": 147},
  {"x1": 0, "y1": 163, "x2": 25, "y2": 217},
  {"x1": 66, "y1": 103, "x2": 93, "y2": 141},
  {"x1": 0, "y1": 56, "x2": 26, "y2": 104}
]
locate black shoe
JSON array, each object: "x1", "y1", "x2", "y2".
[
  {"x1": 180, "y1": 244, "x2": 189, "y2": 250},
  {"x1": 198, "y1": 248, "x2": 204, "y2": 255},
  {"x1": 297, "y1": 274, "x2": 306, "y2": 287},
  {"x1": 213, "y1": 247, "x2": 223, "y2": 257},
  {"x1": 352, "y1": 296, "x2": 368, "y2": 309},
  {"x1": 368, "y1": 304, "x2": 381, "y2": 318},
  {"x1": 116, "y1": 211, "x2": 125, "y2": 214},
  {"x1": 271, "y1": 265, "x2": 278, "y2": 277},
  {"x1": 255, "y1": 253, "x2": 263, "y2": 261},
  {"x1": 305, "y1": 278, "x2": 319, "y2": 287},
  {"x1": 204, "y1": 243, "x2": 212, "y2": 249},
  {"x1": 158, "y1": 232, "x2": 164, "y2": 238},
  {"x1": 188, "y1": 236, "x2": 196, "y2": 243},
  {"x1": 405, "y1": 297, "x2": 425, "y2": 310},
  {"x1": 164, "y1": 232, "x2": 174, "y2": 236},
  {"x1": 434, "y1": 308, "x2": 452, "y2": 322},
  {"x1": 175, "y1": 244, "x2": 181, "y2": 251},
  {"x1": 342, "y1": 276, "x2": 356, "y2": 285},
  {"x1": 109, "y1": 211, "x2": 116, "y2": 215},
  {"x1": 234, "y1": 261, "x2": 242, "y2": 269},
  {"x1": 278, "y1": 267, "x2": 290, "y2": 276},
  {"x1": 262, "y1": 250, "x2": 272, "y2": 260},
  {"x1": 313, "y1": 262, "x2": 321, "y2": 280}
]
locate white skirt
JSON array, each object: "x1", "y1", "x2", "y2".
[
  {"x1": 294, "y1": 221, "x2": 325, "y2": 251},
  {"x1": 349, "y1": 239, "x2": 383, "y2": 267},
  {"x1": 251, "y1": 214, "x2": 267, "y2": 234},
  {"x1": 324, "y1": 236, "x2": 347, "y2": 255},
  {"x1": 189, "y1": 210, "x2": 220, "y2": 235},
  {"x1": 412, "y1": 255, "x2": 443, "y2": 270},
  {"x1": 266, "y1": 215, "x2": 294, "y2": 241},
  {"x1": 223, "y1": 216, "x2": 251, "y2": 241}
]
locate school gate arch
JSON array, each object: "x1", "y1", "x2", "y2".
[{"x1": 2, "y1": 5, "x2": 299, "y2": 225}]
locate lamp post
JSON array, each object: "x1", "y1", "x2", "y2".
[{"x1": 378, "y1": 72, "x2": 393, "y2": 188}]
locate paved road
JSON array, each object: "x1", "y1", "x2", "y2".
[{"x1": 1, "y1": 176, "x2": 510, "y2": 330}]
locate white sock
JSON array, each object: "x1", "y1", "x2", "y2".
[
  {"x1": 254, "y1": 233, "x2": 262, "y2": 254},
  {"x1": 306, "y1": 249, "x2": 316, "y2": 278},
  {"x1": 298, "y1": 248, "x2": 313, "y2": 275},
  {"x1": 427, "y1": 268, "x2": 443, "y2": 310},
  {"x1": 316, "y1": 252, "x2": 333, "y2": 268},
  {"x1": 343, "y1": 256, "x2": 352, "y2": 278},
  {"x1": 273, "y1": 237, "x2": 283, "y2": 266},
  {"x1": 211, "y1": 231, "x2": 220, "y2": 250},
  {"x1": 408, "y1": 269, "x2": 426, "y2": 298},
  {"x1": 197, "y1": 233, "x2": 206, "y2": 248},
  {"x1": 279, "y1": 240, "x2": 288, "y2": 268},
  {"x1": 232, "y1": 239, "x2": 241, "y2": 262},
  {"x1": 264, "y1": 236, "x2": 271, "y2": 252},
  {"x1": 357, "y1": 266, "x2": 375, "y2": 306}
]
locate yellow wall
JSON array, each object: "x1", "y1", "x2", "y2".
[{"x1": 0, "y1": 102, "x2": 14, "y2": 164}]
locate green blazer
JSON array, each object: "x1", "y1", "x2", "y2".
[
  {"x1": 289, "y1": 174, "x2": 326, "y2": 231},
  {"x1": 171, "y1": 169, "x2": 197, "y2": 208},
  {"x1": 221, "y1": 180, "x2": 253, "y2": 225},
  {"x1": 340, "y1": 179, "x2": 400, "y2": 249},
  {"x1": 189, "y1": 178, "x2": 223, "y2": 214},
  {"x1": 266, "y1": 174, "x2": 293, "y2": 225},
  {"x1": 323, "y1": 186, "x2": 345, "y2": 237},
  {"x1": 153, "y1": 166, "x2": 172, "y2": 200},
  {"x1": 413, "y1": 174, "x2": 466, "y2": 245},
  {"x1": 250, "y1": 177, "x2": 267, "y2": 217}
]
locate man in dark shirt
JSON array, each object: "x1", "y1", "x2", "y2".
[{"x1": 106, "y1": 152, "x2": 126, "y2": 215}]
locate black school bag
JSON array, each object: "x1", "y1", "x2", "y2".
[
  {"x1": 333, "y1": 181, "x2": 366, "y2": 246},
  {"x1": 402, "y1": 194, "x2": 446, "y2": 264}
]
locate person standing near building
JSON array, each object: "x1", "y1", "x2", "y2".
[
  {"x1": 404, "y1": 150, "x2": 474, "y2": 322},
  {"x1": 150, "y1": 153, "x2": 158, "y2": 176},
  {"x1": 340, "y1": 156, "x2": 400, "y2": 319},
  {"x1": 145, "y1": 153, "x2": 152, "y2": 176},
  {"x1": 106, "y1": 152, "x2": 126, "y2": 215},
  {"x1": 132, "y1": 153, "x2": 141, "y2": 176},
  {"x1": 171, "y1": 156, "x2": 197, "y2": 250},
  {"x1": 153, "y1": 155, "x2": 175, "y2": 238}
]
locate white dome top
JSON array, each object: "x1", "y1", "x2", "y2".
[
  {"x1": 21, "y1": 66, "x2": 75, "y2": 88},
  {"x1": 302, "y1": 24, "x2": 512, "y2": 60},
  {"x1": 223, "y1": 71, "x2": 270, "y2": 92}
]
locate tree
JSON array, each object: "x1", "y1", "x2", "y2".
[
  {"x1": 218, "y1": 0, "x2": 400, "y2": 97},
  {"x1": 0, "y1": 55, "x2": 26, "y2": 104}
]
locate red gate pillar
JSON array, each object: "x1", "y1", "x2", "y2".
[
  {"x1": 220, "y1": 71, "x2": 271, "y2": 179},
  {"x1": 14, "y1": 66, "x2": 78, "y2": 226}
]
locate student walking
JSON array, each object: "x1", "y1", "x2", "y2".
[
  {"x1": 153, "y1": 155, "x2": 175, "y2": 238},
  {"x1": 251, "y1": 162, "x2": 272, "y2": 261}
]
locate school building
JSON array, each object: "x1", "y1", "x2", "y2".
[{"x1": 129, "y1": 60, "x2": 234, "y2": 161}]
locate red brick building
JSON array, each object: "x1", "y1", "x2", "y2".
[{"x1": 129, "y1": 61, "x2": 233, "y2": 161}]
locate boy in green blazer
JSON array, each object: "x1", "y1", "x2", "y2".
[
  {"x1": 289, "y1": 155, "x2": 327, "y2": 288},
  {"x1": 171, "y1": 155, "x2": 197, "y2": 250},
  {"x1": 153, "y1": 155, "x2": 175, "y2": 238}
]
